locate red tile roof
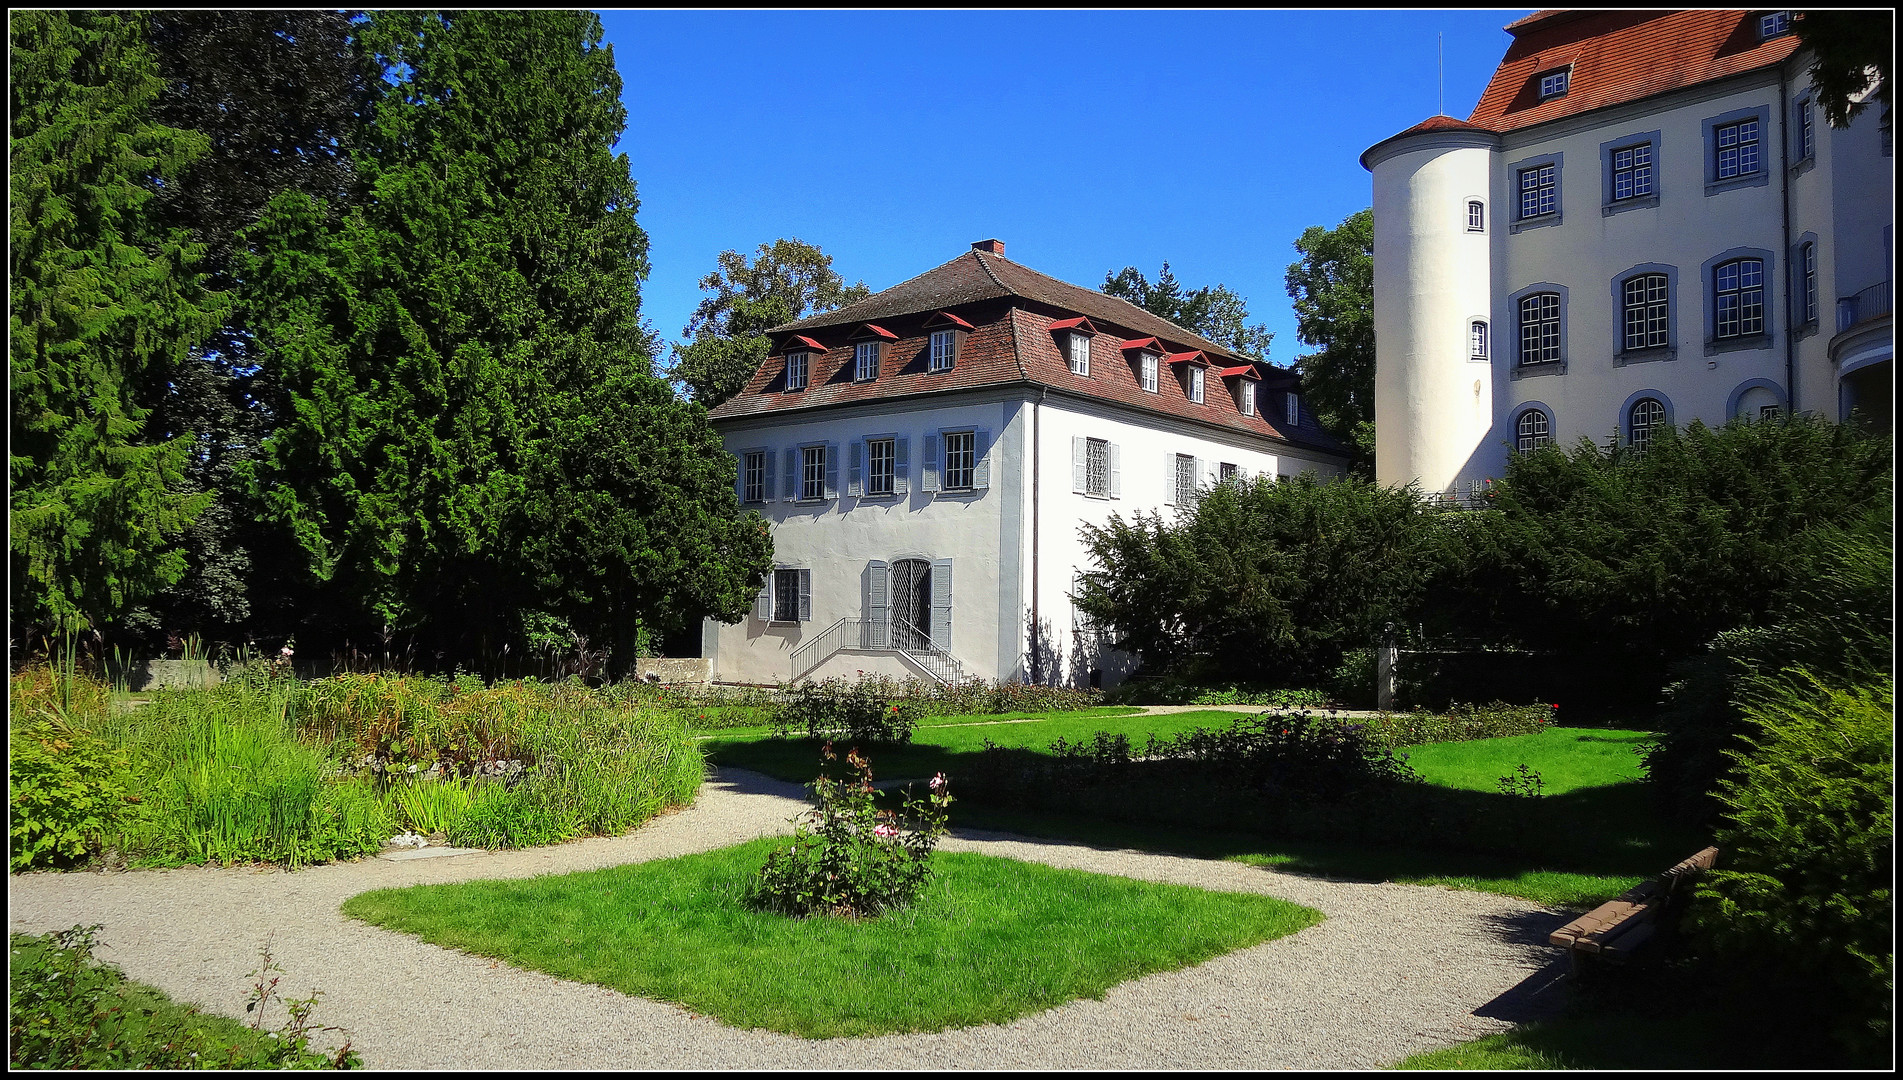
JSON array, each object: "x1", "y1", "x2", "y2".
[
  {"x1": 1468, "y1": 9, "x2": 1802, "y2": 133},
  {"x1": 708, "y1": 249, "x2": 1345, "y2": 458},
  {"x1": 785, "y1": 334, "x2": 826, "y2": 352}
]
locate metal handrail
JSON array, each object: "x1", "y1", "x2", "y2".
[
  {"x1": 789, "y1": 617, "x2": 859, "y2": 681},
  {"x1": 890, "y1": 616, "x2": 965, "y2": 685},
  {"x1": 787, "y1": 614, "x2": 969, "y2": 685},
  {"x1": 1837, "y1": 280, "x2": 1892, "y2": 333}
]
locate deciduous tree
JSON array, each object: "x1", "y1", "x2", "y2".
[
  {"x1": 1284, "y1": 209, "x2": 1374, "y2": 473},
  {"x1": 1795, "y1": 9, "x2": 1893, "y2": 131},
  {"x1": 671, "y1": 239, "x2": 869, "y2": 407}
]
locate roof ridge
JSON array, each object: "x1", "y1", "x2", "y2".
[
  {"x1": 1005, "y1": 306, "x2": 1029, "y2": 383},
  {"x1": 972, "y1": 249, "x2": 1009, "y2": 291}
]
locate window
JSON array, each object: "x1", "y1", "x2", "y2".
[
  {"x1": 1539, "y1": 68, "x2": 1570, "y2": 99},
  {"x1": 1519, "y1": 293, "x2": 1561, "y2": 365},
  {"x1": 1797, "y1": 99, "x2": 1814, "y2": 160},
  {"x1": 1518, "y1": 163, "x2": 1557, "y2": 219},
  {"x1": 942, "y1": 430, "x2": 975, "y2": 490},
  {"x1": 1240, "y1": 380, "x2": 1256, "y2": 416},
  {"x1": 1173, "y1": 453, "x2": 1199, "y2": 506},
  {"x1": 1140, "y1": 352, "x2": 1159, "y2": 393},
  {"x1": 772, "y1": 568, "x2": 808, "y2": 623},
  {"x1": 1468, "y1": 200, "x2": 1485, "y2": 231},
  {"x1": 854, "y1": 341, "x2": 880, "y2": 382},
  {"x1": 1715, "y1": 118, "x2": 1760, "y2": 180},
  {"x1": 1715, "y1": 258, "x2": 1765, "y2": 339},
  {"x1": 1471, "y1": 320, "x2": 1489, "y2": 361},
  {"x1": 742, "y1": 450, "x2": 766, "y2": 504},
  {"x1": 1759, "y1": 11, "x2": 1790, "y2": 39},
  {"x1": 1515, "y1": 409, "x2": 1551, "y2": 453},
  {"x1": 1622, "y1": 274, "x2": 1670, "y2": 351},
  {"x1": 1611, "y1": 143, "x2": 1653, "y2": 200},
  {"x1": 1629, "y1": 398, "x2": 1666, "y2": 451},
  {"x1": 801, "y1": 445, "x2": 826, "y2": 501},
  {"x1": 1801, "y1": 243, "x2": 1817, "y2": 325},
  {"x1": 1219, "y1": 462, "x2": 1239, "y2": 483},
  {"x1": 1085, "y1": 437, "x2": 1110, "y2": 497},
  {"x1": 1285, "y1": 392, "x2": 1300, "y2": 426},
  {"x1": 1187, "y1": 365, "x2": 1205, "y2": 404},
  {"x1": 1065, "y1": 332, "x2": 1091, "y2": 376},
  {"x1": 784, "y1": 351, "x2": 808, "y2": 391},
  {"x1": 866, "y1": 437, "x2": 895, "y2": 497},
  {"x1": 928, "y1": 329, "x2": 956, "y2": 372}
]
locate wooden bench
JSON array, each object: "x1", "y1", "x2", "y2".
[{"x1": 1549, "y1": 846, "x2": 1719, "y2": 973}]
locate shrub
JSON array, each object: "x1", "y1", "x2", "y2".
[
  {"x1": 747, "y1": 744, "x2": 951, "y2": 918},
  {"x1": 1325, "y1": 649, "x2": 1378, "y2": 709},
  {"x1": 773, "y1": 678, "x2": 922, "y2": 743},
  {"x1": 1690, "y1": 674, "x2": 1893, "y2": 1063},
  {"x1": 8, "y1": 720, "x2": 140, "y2": 871},
  {"x1": 1363, "y1": 702, "x2": 1555, "y2": 748},
  {"x1": 1104, "y1": 677, "x2": 1332, "y2": 709},
  {"x1": 8, "y1": 925, "x2": 361, "y2": 1069}
]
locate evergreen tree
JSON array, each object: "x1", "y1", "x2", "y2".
[
  {"x1": 9, "y1": 11, "x2": 227, "y2": 639},
  {"x1": 671, "y1": 239, "x2": 869, "y2": 408},
  {"x1": 240, "y1": 10, "x2": 767, "y2": 669}
]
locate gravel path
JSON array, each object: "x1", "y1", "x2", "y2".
[{"x1": 8, "y1": 768, "x2": 1576, "y2": 1069}]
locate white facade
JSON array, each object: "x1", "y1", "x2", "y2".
[
  {"x1": 704, "y1": 388, "x2": 1343, "y2": 687},
  {"x1": 1366, "y1": 14, "x2": 1894, "y2": 496}
]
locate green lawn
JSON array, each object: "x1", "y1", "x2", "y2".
[
  {"x1": 341, "y1": 836, "x2": 1321, "y2": 1038},
  {"x1": 707, "y1": 714, "x2": 1699, "y2": 908},
  {"x1": 701, "y1": 707, "x2": 1256, "y2": 779}
]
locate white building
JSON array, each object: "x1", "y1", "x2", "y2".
[
  {"x1": 701, "y1": 240, "x2": 1349, "y2": 687},
  {"x1": 1363, "y1": 9, "x2": 1893, "y2": 497}
]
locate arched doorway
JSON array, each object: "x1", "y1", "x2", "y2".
[{"x1": 890, "y1": 558, "x2": 932, "y2": 651}]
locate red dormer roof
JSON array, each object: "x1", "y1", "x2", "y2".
[
  {"x1": 1120, "y1": 336, "x2": 1169, "y2": 353},
  {"x1": 1217, "y1": 365, "x2": 1261, "y2": 380},
  {"x1": 1047, "y1": 316, "x2": 1100, "y2": 335},
  {"x1": 1166, "y1": 350, "x2": 1207, "y2": 366},
  {"x1": 780, "y1": 334, "x2": 826, "y2": 353},
  {"x1": 1468, "y1": 9, "x2": 1803, "y2": 134},
  {"x1": 922, "y1": 310, "x2": 976, "y2": 331},
  {"x1": 848, "y1": 322, "x2": 898, "y2": 341}
]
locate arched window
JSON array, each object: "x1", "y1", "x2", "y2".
[
  {"x1": 1519, "y1": 293, "x2": 1561, "y2": 365},
  {"x1": 1471, "y1": 320, "x2": 1489, "y2": 361},
  {"x1": 1515, "y1": 409, "x2": 1551, "y2": 453},
  {"x1": 1629, "y1": 398, "x2": 1666, "y2": 451},
  {"x1": 1621, "y1": 273, "x2": 1670, "y2": 350},
  {"x1": 1467, "y1": 200, "x2": 1485, "y2": 231}
]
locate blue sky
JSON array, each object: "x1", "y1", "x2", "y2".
[{"x1": 598, "y1": 9, "x2": 1532, "y2": 367}]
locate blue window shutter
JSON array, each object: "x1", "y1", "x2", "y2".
[
  {"x1": 922, "y1": 433, "x2": 941, "y2": 492},
  {"x1": 1109, "y1": 442, "x2": 1121, "y2": 497},
  {"x1": 865, "y1": 560, "x2": 888, "y2": 648},
  {"x1": 1164, "y1": 453, "x2": 1177, "y2": 505},
  {"x1": 797, "y1": 569, "x2": 811, "y2": 621},
  {"x1": 1072, "y1": 437, "x2": 1086, "y2": 493},
  {"x1": 848, "y1": 440, "x2": 863, "y2": 497},
  {"x1": 894, "y1": 436, "x2": 911, "y2": 495},
  {"x1": 824, "y1": 442, "x2": 840, "y2": 499},
  {"x1": 755, "y1": 575, "x2": 772, "y2": 621},
  {"x1": 930, "y1": 558, "x2": 952, "y2": 650},
  {"x1": 972, "y1": 428, "x2": 991, "y2": 490},
  {"x1": 763, "y1": 451, "x2": 775, "y2": 501},
  {"x1": 782, "y1": 448, "x2": 797, "y2": 502}
]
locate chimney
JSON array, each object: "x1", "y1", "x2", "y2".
[{"x1": 971, "y1": 238, "x2": 1005, "y2": 256}]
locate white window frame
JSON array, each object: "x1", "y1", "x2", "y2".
[
  {"x1": 1467, "y1": 200, "x2": 1485, "y2": 231},
  {"x1": 1518, "y1": 163, "x2": 1557, "y2": 219},
  {"x1": 784, "y1": 350, "x2": 809, "y2": 391},
  {"x1": 1519, "y1": 293, "x2": 1562, "y2": 365},
  {"x1": 1539, "y1": 68, "x2": 1569, "y2": 99},
  {"x1": 800, "y1": 444, "x2": 827, "y2": 501},
  {"x1": 866, "y1": 436, "x2": 895, "y2": 497},
  {"x1": 1622, "y1": 273, "x2": 1670, "y2": 351},
  {"x1": 1715, "y1": 258, "x2": 1765, "y2": 339},
  {"x1": 1471, "y1": 320, "x2": 1489, "y2": 361},
  {"x1": 1240, "y1": 379, "x2": 1256, "y2": 416},
  {"x1": 1285, "y1": 392, "x2": 1300, "y2": 426},
  {"x1": 854, "y1": 340, "x2": 880, "y2": 382},
  {"x1": 742, "y1": 450, "x2": 766, "y2": 504},
  {"x1": 1140, "y1": 351, "x2": 1159, "y2": 393},
  {"x1": 1065, "y1": 331, "x2": 1091, "y2": 376},
  {"x1": 1611, "y1": 142, "x2": 1653, "y2": 201},
  {"x1": 1515, "y1": 409, "x2": 1551, "y2": 453},
  {"x1": 1715, "y1": 118, "x2": 1760, "y2": 180},
  {"x1": 1802, "y1": 243, "x2": 1817, "y2": 325},
  {"x1": 942, "y1": 430, "x2": 975, "y2": 491},
  {"x1": 1759, "y1": 11, "x2": 1789, "y2": 39},
  {"x1": 1187, "y1": 365, "x2": 1205, "y2": 404},
  {"x1": 1629, "y1": 398, "x2": 1666, "y2": 451},
  {"x1": 928, "y1": 329, "x2": 955, "y2": 373}
]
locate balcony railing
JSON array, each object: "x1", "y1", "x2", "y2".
[{"x1": 1837, "y1": 280, "x2": 1893, "y2": 333}]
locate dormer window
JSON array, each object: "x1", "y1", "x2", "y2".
[
  {"x1": 1285, "y1": 392, "x2": 1300, "y2": 426},
  {"x1": 1141, "y1": 352, "x2": 1159, "y2": 393},
  {"x1": 1758, "y1": 11, "x2": 1790, "y2": 39},
  {"x1": 854, "y1": 341, "x2": 880, "y2": 382},
  {"x1": 1187, "y1": 365, "x2": 1205, "y2": 404},
  {"x1": 1538, "y1": 67, "x2": 1570, "y2": 100},
  {"x1": 1240, "y1": 380, "x2": 1256, "y2": 416},
  {"x1": 785, "y1": 351, "x2": 809, "y2": 391},
  {"x1": 1065, "y1": 332, "x2": 1091, "y2": 375},
  {"x1": 929, "y1": 329, "x2": 955, "y2": 372}
]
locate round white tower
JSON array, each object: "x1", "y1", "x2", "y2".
[{"x1": 1363, "y1": 118, "x2": 1498, "y2": 495}]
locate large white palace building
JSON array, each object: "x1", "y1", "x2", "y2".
[{"x1": 1362, "y1": 9, "x2": 1893, "y2": 497}]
